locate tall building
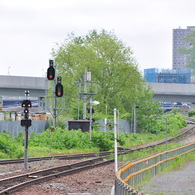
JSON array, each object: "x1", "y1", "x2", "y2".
[{"x1": 172, "y1": 26, "x2": 195, "y2": 69}]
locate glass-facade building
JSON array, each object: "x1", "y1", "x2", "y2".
[{"x1": 144, "y1": 68, "x2": 191, "y2": 84}]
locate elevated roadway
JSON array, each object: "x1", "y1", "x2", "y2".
[
  {"x1": 148, "y1": 82, "x2": 195, "y2": 103},
  {"x1": 0, "y1": 75, "x2": 48, "y2": 97},
  {"x1": 1, "y1": 75, "x2": 195, "y2": 103}
]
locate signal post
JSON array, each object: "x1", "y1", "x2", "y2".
[
  {"x1": 47, "y1": 60, "x2": 64, "y2": 127},
  {"x1": 21, "y1": 90, "x2": 32, "y2": 170}
]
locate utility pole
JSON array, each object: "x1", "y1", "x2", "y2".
[
  {"x1": 89, "y1": 98, "x2": 93, "y2": 139},
  {"x1": 83, "y1": 68, "x2": 88, "y2": 119},
  {"x1": 134, "y1": 104, "x2": 136, "y2": 133},
  {"x1": 77, "y1": 69, "x2": 96, "y2": 120},
  {"x1": 53, "y1": 77, "x2": 57, "y2": 127},
  {"x1": 133, "y1": 104, "x2": 139, "y2": 133}
]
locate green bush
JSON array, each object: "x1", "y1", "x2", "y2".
[
  {"x1": 28, "y1": 128, "x2": 115, "y2": 151},
  {"x1": 91, "y1": 130, "x2": 114, "y2": 151},
  {"x1": 14, "y1": 131, "x2": 24, "y2": 145},
  {"x1": 144, "y1": 113, "x2": 187, "y2": 135},
  {"x1": 0, "y1": 131, "x2": 23, "y2": 159},
  {"x1": 188, "y1": 110, "x2": 195, "y2": 117},
  {"x1": 0, "y1": 151, "x2": 9, "y2": 159},
  {"x1": 166, "y1": 113, "x2": 187, "y2": 136}
]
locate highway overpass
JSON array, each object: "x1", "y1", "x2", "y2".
[
  {"x1": 1, "y1": 75, "x2": 195, "y2": 104},
  {"x1": 148, "y1": 82, "x2": 195, "y2": 103},
  {"x1": 0, "y1": 75, "x2": 48, "y2": 97}
]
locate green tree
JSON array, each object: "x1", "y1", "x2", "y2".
[
  {"x1": 52, "y1": 29, "x2": 160, "y2": 130},
  {"x1": 136, "y1": 87, "x2": 162, "y2": 132}
]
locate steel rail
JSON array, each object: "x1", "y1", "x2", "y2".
[
  {"x1": 0, "y1": 151, "x2": 113, "y2": 165},
  {"x1": 0, "y1": 156, "x2": 114, "y2": 195}
]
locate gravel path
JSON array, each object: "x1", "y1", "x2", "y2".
[
  {"x1": 142, "y1": 135, "x2": 195, "y2": 195},
  {"x1": 142, "y1": 161, "x2": 195, "y2": 195}
]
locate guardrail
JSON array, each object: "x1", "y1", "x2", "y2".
[{"x1": 115, "y1": 142, "x2": 195, "y2": 195}]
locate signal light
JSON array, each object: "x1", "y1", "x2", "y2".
[
  {"x1": 24, "y1": 108, "x2": 29, "y2": 114},
  {"x1": 55, "y1": 76, "x2": 63, "y2": 97},
  {"x1": 47, "y1": 66, "x2": 55, "y2": 80},
  {"x1": 47, "y1": 60, "x2": 55, "y2": 80},
  {"x1": 55, "y1": 83, "x2": 63, "y2": 97},
  {"x1": 22, "y1": 100, "x2": 32, "y2": 108}
]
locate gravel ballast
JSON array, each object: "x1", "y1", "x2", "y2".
[{"x1": 12, "y1": 163, "x2": 116, "y2": 195}]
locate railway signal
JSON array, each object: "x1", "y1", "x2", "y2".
[
  {"x1": 21, "y1": 90, "x2": 32, "y2": 170},
  {"x1": 46, "y1": 60, "x2": 64, "y2": 127},
  {"x1": 47, "y1": 59, "x2": 55, "y2": 80},
  {"x1": 55, "y1": 76, "x2": 63, "y2": 97},
  {"x1": 22, "y1": 100, "x2": 32, "y2": 108},
  {"x1": 21, "y1": 95, "x2": 32, "y2": 127}
]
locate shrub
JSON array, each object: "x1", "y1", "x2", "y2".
[
  {"x1": 91, "y1": 130, "x2": 114, "y2": 151},
  {"x1": 28, "y1": 128, "x2": 115, "y2": 151},
  {"x1": 188, "y1": 110, "x2": 195, "y2": 117},
  {"x1": 0, "y1": 131, "x2": 23, "y2": 159}
]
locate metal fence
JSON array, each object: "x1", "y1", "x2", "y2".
[
  {"x1": 0, "y1": 119, "x2": 131, "y2": 137},
  {"x1": 115, "y1": 142, "x2": 195, "y2": 195}
]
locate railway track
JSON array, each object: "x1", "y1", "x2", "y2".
[
  {"x1": 0, "y1": 156, "x2": 114, "y2": 195},
  {"x1": 0, "y1": 151, "x2": 113, "y2": 165},
  {"x1": 0, "y1": 121, "x2": 195, "y2": 194}
]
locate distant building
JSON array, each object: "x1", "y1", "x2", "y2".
[
  {"x1": 172, "y1": 26, "x2": 195, "y2": 69},
  {"x1": 144, "y1": 68, "x2": 191, "y2": 84}
]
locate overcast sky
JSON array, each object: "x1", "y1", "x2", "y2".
[{"x1": 0, "y1": 0, "x2": 195, "y2": 77}]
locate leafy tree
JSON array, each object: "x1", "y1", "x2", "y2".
[
  {"x1": 52, "y1": 29, "x2": 160, "y2": 130},
  {"x1": 136, "y1": 87, "x2": 162, "y2": 132}
]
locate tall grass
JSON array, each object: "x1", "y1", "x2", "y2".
[
  {"x1": 28, "y1": 146, "x2": 100, "y2": 157},
  {"x1": 118, "y1": 142, "x2": 181, "y2": 164},
  {"x1": 164, "y1": 152, "x2": 195, "y2": 172}
]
